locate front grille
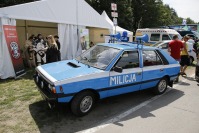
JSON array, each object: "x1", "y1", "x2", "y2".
[{"x1": 35, "y1": 74, "x2": 51, "y2": 93}]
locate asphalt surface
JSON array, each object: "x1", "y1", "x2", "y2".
[{"x1": 79, "y1": 67, "x2": 199, "y2": 133}]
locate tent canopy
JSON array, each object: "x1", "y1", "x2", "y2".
[
  {"x1": 0, "y1": 0, "x2": 112, "y2": 29},
  {"x1": 101, "y1": 11, "x2": 133, "y2": 35}
]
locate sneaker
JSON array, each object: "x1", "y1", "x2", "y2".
[{"x1": 181, "y1": 72, "x2": 187, "y2": 77}]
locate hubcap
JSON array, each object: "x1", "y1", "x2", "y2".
[
  {"x1": 80, "y1": 96, "x2": 93, "y2": 113},
  {"x1": 158, "y1": 80, "x2": 167, "y2": 92}
]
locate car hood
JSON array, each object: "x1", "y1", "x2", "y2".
[{"x1": 36, "y1": 59, "x2": 104, "y2": 82}]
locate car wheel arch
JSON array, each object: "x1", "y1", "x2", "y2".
[{"x1": 69, "y1": 88, "x2": 100, "y2": 103}]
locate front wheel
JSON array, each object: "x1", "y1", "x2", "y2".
[
  {"x1": 153, "y1": 78, "x2": 168, "y2": 95},
  {"x1": 71, "y1": 91, "x2": 95, "y2": 117}
]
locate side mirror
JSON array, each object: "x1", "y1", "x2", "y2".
[{"x1": 113, "y1": 66, "x2": 123, "y2": 73}]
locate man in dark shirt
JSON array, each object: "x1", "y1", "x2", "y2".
[{"x1": 54, "y1": 35, "x2": 61, "y2": 61}]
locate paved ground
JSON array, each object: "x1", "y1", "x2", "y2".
[{"x1": 79, "y1": 66, "x2": 199, "y2": 133}]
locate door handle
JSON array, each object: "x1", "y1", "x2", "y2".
[
  {"x1": 137, "y1": 72, "x2": 142, "y2": 75},
  {"x1": 160, "y1": 69, "x2": 164, "y2": 72}
]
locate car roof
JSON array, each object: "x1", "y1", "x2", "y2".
[{"x1": 97, "y1": 43, "x2": 157, "y2": 50}]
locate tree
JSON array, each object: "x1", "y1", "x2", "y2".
[{"x1": 85, "y1": 0, "x2": 133, "y2": 31}]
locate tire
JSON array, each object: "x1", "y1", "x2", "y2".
[
  {"x1": 153, "y1": 78, "x2": 168, "y2": 95},
  {"x1": 71, "y1": 91, "x2": 95, "y2": 117}
]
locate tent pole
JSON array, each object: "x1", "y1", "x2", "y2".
[{"x1": 25, "y1": 20, "x2": 28, "y2": 39}]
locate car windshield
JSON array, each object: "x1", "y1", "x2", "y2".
[
  {"x1": 75, "y1": 45, "x2": 120, "y2": 70},
  {"x1": 169, "y1": 34, "x2": 182, "y2": 40}
]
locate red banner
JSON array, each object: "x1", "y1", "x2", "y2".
[{"x1": 3, "y1": 25, "x2": 25, "y2": 77}]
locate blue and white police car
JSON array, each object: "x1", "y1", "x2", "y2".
[{"x1": 34, "y1": 42, "x2": 180, "y2": 116}]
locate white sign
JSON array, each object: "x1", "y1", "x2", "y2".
[
  {"x1": 182, "y1": 18, "x2": 187, "y2": 25},
  {"x1": 113, "y1": 18, "x2": 118, "y2": 26},
  {"x1": 105, "y1": 36, "x2": 110, "y2": 43},
  {"x1": 111, "y1": 12, "x2": 118, "y2": 18},
  {"x1": 80, "y1": 29, "x2": 89, "y2": 37},
  {"x1": 111, "y1": 3, "x2": 117, "y2": 11}
]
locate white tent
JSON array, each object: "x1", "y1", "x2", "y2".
[
  {"x1": 101, "y1": 11, "x2": 133, "y2": 36},
  {"x1": 0, "y1": 0, "x2": 112, "y2": 29},
  {"x1": 0, "y1": 0, "x2": 112, "y2": 79}
]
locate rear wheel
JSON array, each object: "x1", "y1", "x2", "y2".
[
  {"x1": 153, "y1": 77, "x2": 168, "y2": 95},
  {"x1": 71, "y1": 91, "x2": 95, "y2": 116}
]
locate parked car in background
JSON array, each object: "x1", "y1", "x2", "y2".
[
  {"x1": 177, "y1": 30, "x2": 197, "y2": 39},
  {"x1": 135, "y1": 28, "x2": 182, "y2": 46},
  {"x1": 153, "y1": 40, "x2": 197, "y2": 64},
  {"x1": 192, "y1": 31, "x2": 199, "y2": 39}
]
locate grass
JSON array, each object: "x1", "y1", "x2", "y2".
[{"x1": 0, "y1": 68, "x2": 43, "y2": 133}]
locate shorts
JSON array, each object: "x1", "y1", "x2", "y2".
[{"x1": 180, "y1": 55, "x2": 190, "y2": 66}]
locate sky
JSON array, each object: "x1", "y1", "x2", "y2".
[{"x1": 162, "y1": 0, "x2": 199, "y2": 23}]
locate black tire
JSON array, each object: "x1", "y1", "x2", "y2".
[
  {"x1": 71, "y1": 91, "x2": 95, "y2": 117},
  {"x1": 153, "y1": 77, "x2": 168, "y2": 95}
]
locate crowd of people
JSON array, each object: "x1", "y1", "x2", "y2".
[
  {"x1": 24, "y1": 34, "x2": 95, "y2": 68},
  {"x1": 168, "y1": 35, "x2": 199, "y2": 81},
  {"x1": 24, "y1": 33, "x2": 61, "y2": 68}
]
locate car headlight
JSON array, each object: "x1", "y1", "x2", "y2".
[
  {"x1": 40, "y1": 81, "x2": 44, "y2": 88},
  {"x1": 36, "y1": 76, "x2": 39, "y2": 83},
  {"x1": 48, "y1": 84, "x2": 56, "y2": 93},
  {"x1": 48, "y1": 84, "x2": 52, "y2": 90}
]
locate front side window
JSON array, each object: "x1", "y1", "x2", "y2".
[
  {"x1": 115, "y1": 51, "x2": 139, "y2": 69},
  {"x1": 162, "y1": 34, "x2": 170, "y2": 40},
  {"x1": 150, "y1": 34, "x2": 160, "y2": 41},
  {"x1": 76, "y1": 45, "x2": 120, "y2": 70},
  {"x1": 143, "y1": 50, "x2": 163, "y2": 66}
]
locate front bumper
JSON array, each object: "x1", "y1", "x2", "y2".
[{"x1": 33, "y1": 75, "x2": 57, "y2": 103}]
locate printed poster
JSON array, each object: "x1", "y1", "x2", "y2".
[{"x1": 3, "y1": 25, "x2": 25, "y2": 77}]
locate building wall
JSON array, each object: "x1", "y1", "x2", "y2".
[
  {"x1": 16, "y1": 20, "x2": 58, "y2": 51},
  {"x1": 88, "y1": 27, "x2": 110, "y2": 44}
]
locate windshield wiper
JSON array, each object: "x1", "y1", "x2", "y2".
[{"x1": 81, "y1": 56, "x2": 91, "y2": 68}]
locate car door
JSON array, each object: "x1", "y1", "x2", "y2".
[
  {"x1": 108, "y1": 50, "x2": 142, "y2": 97},
  {"x1": 141, "y1": 49, "x2": 166, "y2": 90}
]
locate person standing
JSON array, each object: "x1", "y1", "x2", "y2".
[
  {"x1": 46, "y1": 35, "x2": 59, "y2": 63},
  {"x1": 89, "y1": 41, "x2": 94, "y2": 48},
  {"x1": 180, "y1": 35, "x2": 190, "y2": 76},
  {"x1": 81, "y1": 36, "x2": 87, "y2": 52},
  {"x1": 168, "y1": 35, "x2": 184, "y2": 82},
  {"x1": 24, "y1": 36, "x2": 36, "y2": 67},
  {"x1": 168, "y1": 35, "x2": 184, "y2": 61},
  {"x1": 54, "y1": 35, "x2": 61, "y2": 61}
]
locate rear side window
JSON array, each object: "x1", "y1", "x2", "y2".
[
  {"x1": 143, "y1": 50, "x2": 163, "y2": 66},
  {"x1": 156, "y1": 50, "x2": 169, "y2": 65},
  {"x1": 150, "y1": 34, "x2": 160, "y2": 41},
  {"x1": 162, "y1": 34, "x2": 170, "y2": 40}
]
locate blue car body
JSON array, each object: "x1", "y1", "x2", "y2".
[{"x1": 34, "y1": 42, "x2": 180, "y2": 113}]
